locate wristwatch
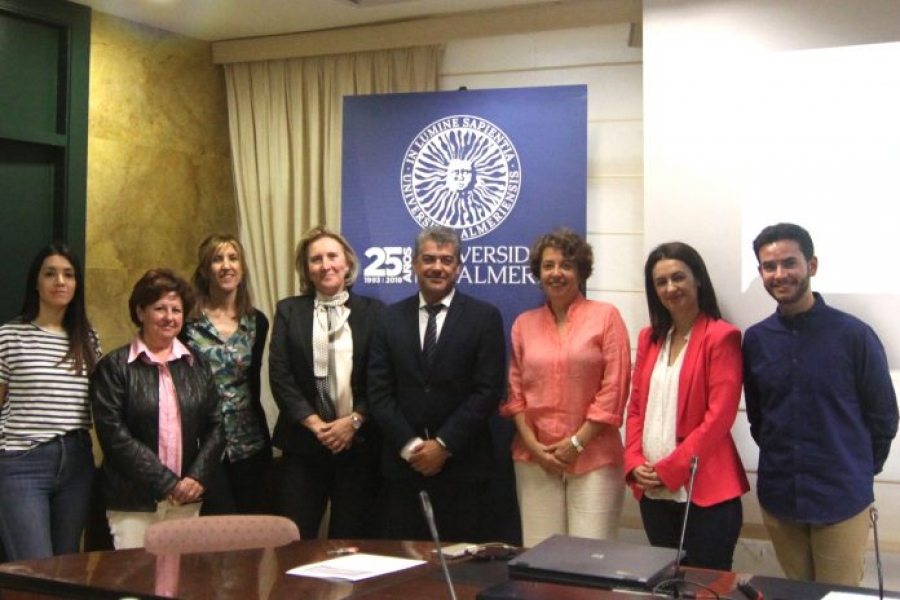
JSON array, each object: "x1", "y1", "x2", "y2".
[
  {"x1": 350, "y1": 413, "x2": 363, "y2": 430},
  {"x1": 570, "y1": 435, "x2": 585, "y2": 454}
]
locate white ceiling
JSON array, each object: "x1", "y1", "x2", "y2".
[{"x1": 69, "y1": 0, "x2": 557, "y2": 42}]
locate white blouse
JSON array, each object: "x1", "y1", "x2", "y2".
[
  {"x1": 642, "y1": 328, "x2": 689, "y2": 502},
  {"x1": 314, "y1": 297, "x2": 354, "y2": 418}
]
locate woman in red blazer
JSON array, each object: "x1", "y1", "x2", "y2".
[{"x1": 625, "y1": 242, "x2": 749, "y2": 570}]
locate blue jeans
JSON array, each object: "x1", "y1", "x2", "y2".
[{"x1": 0, "y1": 429, "x2": 95, "y2": 560}]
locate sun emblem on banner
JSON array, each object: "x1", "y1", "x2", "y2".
[{"x1": 401, "y1": 115, "x2": 522, "y2": 240}]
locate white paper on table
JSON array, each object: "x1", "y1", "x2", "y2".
[
  {"x1": 286, "y1": 553, "x2": 426, "y2": 582},
  {"x1": 823, "y1": 592, "x2": 899, "y2": 600}
]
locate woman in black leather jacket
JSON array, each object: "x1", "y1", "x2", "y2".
[{"x1": 91, "y1": 269, "x2": 224, "y2": 549}]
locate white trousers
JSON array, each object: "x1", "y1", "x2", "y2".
[
  {"x1": 515, "y1": 461, "x2": 625, "y2": 548},
  {"x1": 107, "y1": 500, "x2": 201, "y2": 549}
]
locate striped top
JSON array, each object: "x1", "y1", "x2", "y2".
[{"x1": 0, "y1": 319, "x2": 100, "y2": 452}]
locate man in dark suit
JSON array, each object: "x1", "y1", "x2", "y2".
[{"x1": 368, "y1": 226, "x2": 506, "y2": 542}]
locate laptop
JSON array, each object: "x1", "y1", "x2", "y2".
[
  {"x1": 507, "y1": 534, "x2": 682, "y2": 591},
  {"x1": 477, "y1": 579, "x2": 655, "y2": 600}
]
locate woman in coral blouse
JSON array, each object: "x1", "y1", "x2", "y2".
[
  {"x1": 625, "y1": 242, "x2": 749, "y2": 570},
  {"x1": 502, "y1": 228, "x2": 631, "y2": 548}
]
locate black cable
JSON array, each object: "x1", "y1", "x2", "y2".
[{"x1": 652, "y1": 577, "x2": 722, "y2": 599}]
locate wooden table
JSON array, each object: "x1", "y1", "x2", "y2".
[
  {"x1": 2, "y1": 538, "x2": 852, "y2": 600},
  {"x1": 0, "y1": 539, "x2": 509, "y2": 600}
]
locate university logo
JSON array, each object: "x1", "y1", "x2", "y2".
[{"x1": 400, "y1": 115, "x2": 522, "y2": 240}]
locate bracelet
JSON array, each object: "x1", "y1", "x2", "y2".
[{"x1": 570, "y1": 435, "x2": 585, "y2": 454}]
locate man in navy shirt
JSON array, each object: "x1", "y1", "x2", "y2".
[{"x1": 743, "y1": 222, "x2": 898, "y2": 585}]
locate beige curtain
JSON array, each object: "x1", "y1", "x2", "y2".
[{"x1": 223, "y1": 46, "x2": 442, "y2": 427}]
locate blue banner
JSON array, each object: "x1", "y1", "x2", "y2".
[{"x1": 342, "y1": 85, "x2": 587, "y2": 331}]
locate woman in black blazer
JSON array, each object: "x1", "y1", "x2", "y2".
[{"x1": 269, "y1": 226, "x2": 384, "y2": 539}]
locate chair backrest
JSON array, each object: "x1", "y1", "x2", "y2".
[{"x1": 144, "y1": 515, "x2": 300, "y2": 554}]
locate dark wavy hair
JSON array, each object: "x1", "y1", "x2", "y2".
[
  {"x1": 752, "y1": 222, "x2": 815, "y2": 261},
  {"x1": 528, "y1": 228, "x2": 594, "y2": 283},
  {"x1": 128, "y1": 269, "x2": 194, "y2": 330},
  {"x1": 19, "y1": 242, "x2": 98, "y2": 374},
  {"x1": 191, "y1": 233, "x2": 256, "y2": 318},
  {"x1": 644, "y1": 242, "x2": 721, "y2": 343}
]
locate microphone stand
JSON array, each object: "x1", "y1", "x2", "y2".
[
  {"x1": 420, "y1": 490, "x2": 458, "y2": 600},
  {"x1": 871, "y1": 506, "x2": 883, "y2": 600},
  {"x1": 664, "y1": 455, "x2": 699, "y2": 599},
  {"x1": 674, "y1": 456, "x2": 700, "y2": 580}
]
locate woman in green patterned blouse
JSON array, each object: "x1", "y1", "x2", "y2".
[{"x1": 183, "y1": 234, "x2": 272, "y2": 514}]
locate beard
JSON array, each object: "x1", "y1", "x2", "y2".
[{"x1": 766, "y1": 271, "x2": 812, "y2": 309}]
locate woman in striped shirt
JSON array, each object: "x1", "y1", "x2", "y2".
[{"x1": 0, "y1": 242, "x2": 100, "y2": 560}]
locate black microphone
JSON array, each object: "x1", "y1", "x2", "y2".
[
  {"x1": 672, "y1": 455, "x2": 700, "y2": 581},
  {"x1": 420, "y1": 490, "x2": 458, "y2": 600},
  {"x1": 871, "y1": 506, "x2": 883, "y2": 600},
  {"x1": 738, "y1": 580, "x2": 764, "y2": 600}
]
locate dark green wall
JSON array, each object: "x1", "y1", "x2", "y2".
[{"x1": 0, "y1": 0, "x2": 90, "y2": 322}]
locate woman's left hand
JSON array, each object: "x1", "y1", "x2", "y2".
[
  {"x1": 631, "y1": 464, "x2": 664, "y2": 491},
  {"x1": 314, "y1": 416, "x2": 356, "y2": 453},
  {"x1": 167, "y1": 476, "x2": 205, "y2": 505},
  {"x1": 548, "y1": 438, "x2": 580, "y2": 469}
]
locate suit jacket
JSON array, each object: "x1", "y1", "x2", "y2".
[
  {"x1": 624, "y1": 313, "x2": 749, "y2": 506},
  {"x1": 248, "y1": 310, "x2": 272, "y2": 448},
  {"x1": 269, "y1": 292, "x2": 384, "y2": 455},
  {"x1": 367, "y1": 291, "x2": 506, "y2": 482}
]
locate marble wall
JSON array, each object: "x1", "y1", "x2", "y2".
[{"x1": 86, "y1": 12, "x2": 237, "y2": 351}]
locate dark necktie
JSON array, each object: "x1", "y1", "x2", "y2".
[{"x1": 422, "y1": 304, "x2": 444, "y2": 370}]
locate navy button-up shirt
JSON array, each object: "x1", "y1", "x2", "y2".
[{"x1": 743, "y1": 293, "x2": 898, "y2": 524}]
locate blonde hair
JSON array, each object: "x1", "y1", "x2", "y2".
[{"x1": 294, "y1": 226, "x2": 359, "y2": 295}]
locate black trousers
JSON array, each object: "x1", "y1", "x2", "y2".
[
  {"x1": 201, "y1": 449, "x2": 273, "y2": 515},
  {"x1": 380, "y1": 476, "x2": 489, "y2": 544},
  {"x1": 277, "y1": 446, "x2": 382, "y2": 540},
  {"x1": 639, "y1": 495, "x2": 743, "y2": 571}
]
